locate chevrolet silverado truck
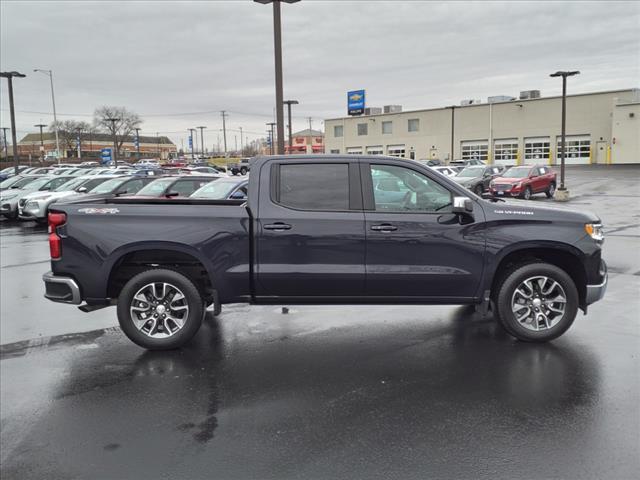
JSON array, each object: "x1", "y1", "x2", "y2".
[{"x1": 42, "y1": 155, "x2": 607, "y2": 350}]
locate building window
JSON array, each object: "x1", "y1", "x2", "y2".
[
  {"x1": 279, "y1": 163, "x2": 350, "y2": 211},
  {"x1": 524, "y1": 137, "x2": 550, "y2": 161},
  {"x1": 461, "y1": 140, "x2": 488, "y2": 162},
  {"x1": 357, "y1": 123, "x2": 368, "y2": 136},
  {"x1": 556, "y1": 135, "x2": 591, "y2": 164},
  {"x1": 382, "y1": 121, "x2": 392, "y2": 135},
  {"x1": 493, "y1": 138, "x2": 518, "y2": 165},
  {"x1": 346, "y1": 147, "x2": 363, "y2": 155},
  {"x1": 386, "y1": 144, "x2": 406, "y2": 158},
  {"x1": 333, "y1": 125, "x2": 343, "y2": 138},
  {"x1": 330, "y1": 149, "x2": 340, "y2": 154},
  {"x1": 408, "y1": 119, "x2": 420, "y2": 132},
  {"x1": 366, "y1": 145, "x2": 384, "y2": 155}
]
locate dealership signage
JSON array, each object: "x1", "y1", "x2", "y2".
[
  {"x1": 348, "y1": 90, "x2": 365, "y2": 116},
  {"x1": 101, "y1": 148, "x2": 112, "y2": 164}
]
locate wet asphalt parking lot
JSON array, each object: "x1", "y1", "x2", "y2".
[{"x1": 1, "y1": 166, "x2": 639, "y2": 479}]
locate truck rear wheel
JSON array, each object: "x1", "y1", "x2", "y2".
[
  {"x1": 495, "y1": 262, "x2": 578, "y2": 342},
  {"x1": 117, "y1": 269, "x2": 204, "y2": 350}
]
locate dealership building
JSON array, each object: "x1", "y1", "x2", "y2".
[{"x1": 324, "y1": 88, "x2": 639, "y2": 165}]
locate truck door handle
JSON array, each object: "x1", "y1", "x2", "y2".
[
  {"x1": 371, "y1": 224, "x2": 397, "y2": 232},
  {"x1": 263, "y1": 223, "x2": 292, "y2": 231}
]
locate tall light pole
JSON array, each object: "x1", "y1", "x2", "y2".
[
  {"x1": 239, "y1": 127, "x2": 244, "y2": 155},
  {"x1": 1, "y1": 71, "x2": 27, "y2": 174},
  {"x1": 550, "y1": 70, "x2": 580, "y2": 201},
  {"x1": 33, "y1": 69, "x2": 61, "y2": 163},
  {"x1": 283, "y1": 99, "x2": 298, "y2": 154},
  {"x1": 255, "y1": 0, "x2": 299, "y2": 155},
  {"x1": 134, "y1": 127, "x2": 141, "y2": 159},
  {"x1": 220, "y1": 111, "x2": 228, "y2": 156},
  {"x1": 105, "y1": 117, "x2": 120, "y2": 166},
  {"x1": 34, "y1": 123, "x2": 46, "y2": 163},
  {"x1": 266, "y1": 122, "x2": 276, "y2": 155},
  {"x1": 197, "y1": 126, "x2": 207, "y2": 157}
]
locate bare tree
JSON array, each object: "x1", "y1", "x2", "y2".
[
  {"x1": 93, "y1": 106, "x2": 142, "y2": 155},
  {"x1": 49, "y1": 120, "x2": 83, "y2": 153}
]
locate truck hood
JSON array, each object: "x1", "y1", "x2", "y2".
[
  {"x1": 484, "y1": 199, "x2": 600, "y2": 223},
  {"x1": 453, "y1": 176, "x2": 480, "y2": 186},
  {"x1": 492, "y1": 176, "x2": 526, "y2": 184}
]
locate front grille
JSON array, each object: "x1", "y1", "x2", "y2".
[{"x1": 494, "y1": 184, "x2": 510, "y2": 191}]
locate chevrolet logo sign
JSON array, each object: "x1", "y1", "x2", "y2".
[{"x1": 349, "y1": 93, "x2": 363, "y2": 101}]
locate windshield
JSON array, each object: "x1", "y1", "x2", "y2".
[
  {"x1": 1, "y1": 176, "x2": 32, "y2": 188},
  {"x1": 190, "y1": 179, "x2": 240, "y2": 199},
  {"x1": 54, "y1": 177, "x2": 87, "y2": 191},
  {"x1": 89, "y1": 177, "x2": 126, "y2": 193},
  {"x1": 43, "y1": 177, "x2": 76, "y2": 191},
  {"x1": 136, "y1": 178, "x2": 173, "y2": 196},
  {"x1": 24, "y1": 177, "x2": 55, "y2": 190},
  {"x1": 457, "y1": 167, "x2": 484, "y2": 178},
  {"x1": 503, "y1": 167, "x2": 531, "y2": 179}
]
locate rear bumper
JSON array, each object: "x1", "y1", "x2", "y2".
[
  {"x1": 585, "y1": 261, "x2": 608, "y2": 305},
  {"x1": 43, "y1": 271, "x2": 82, "y2": 305}
]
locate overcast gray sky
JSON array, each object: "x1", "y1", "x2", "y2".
[{"x1": 1, "y1": 0, "x2": 639, "y2": 149}]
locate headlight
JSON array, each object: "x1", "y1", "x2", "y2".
[
  {"x1": 585, "y1": 223, "x2": 604, "y2": 243},
  {"x1": 25, "y1": 201, "x2": 39, "y2": 209}
]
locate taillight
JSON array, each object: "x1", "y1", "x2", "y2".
[{"x1": 48, "y1": 212, "x2": 67, "y2": 260}]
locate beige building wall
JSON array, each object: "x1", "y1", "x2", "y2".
[
  {"x1": 325, "y1": 89, "x2": 638, "y2": 165},
  {"x1": 611, "y1": 103, "x2": 640, "y2": 164}
]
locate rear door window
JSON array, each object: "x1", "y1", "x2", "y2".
[{"x1": 277, "y1": 163, "x2": 349, "y2": 211}]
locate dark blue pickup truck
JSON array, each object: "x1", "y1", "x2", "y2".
[{"x1": 43, "y1": 155, "x2": 607, "y2": 349}]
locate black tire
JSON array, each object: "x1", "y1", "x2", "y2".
[
  {"x1": 521, "y1": 186, "x2": 532, "y2": 200},
  {"x1": 494, "y1": 262, "x2": 578, "y2": 342},
  {"x1": 474, "y1": 184, "x2": 483, "y2": 195},
  {"x1": 545, "y1": 182, "x2": 556, "y2": 198},
  {"x1": 240, "y1": 167, "x2": 248, "y2": 175},
  {"x1": 117, "y1": 268, "x2": 204, "y2": 350}
]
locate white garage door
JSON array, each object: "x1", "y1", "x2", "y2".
[
  {"x1": 346, "y1": 147, "x2": 363, "y2": 155},
  {"x1": 493, "y1": 138, "x2": 518, "y2": 166},
  {"x1": 524, "y1": 137, "x2": 551, "y2": 163},
  {"x1": 461, "y1": 140, "x2": 488, "y2": 162},
  {"x1": 556, "y1": 135, "x2": 591, "y2": 165}
]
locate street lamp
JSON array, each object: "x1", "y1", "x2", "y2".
[
  {"x1": 254, "y1": 0, "x2": 300, "y2": 155},
  {"x1": 197, "y1": 126, "x2": 207, "y2": 157},
  {"x1": 283, "y1": 99, "x2": 298, "y2": 154},
  {"x1": 0, "y1": 71, "x2": 27, "y2": 175},
  {"x1": 33, "y1": 69, "x2": 61, "y2": 163},
  {"x1": 266, "y1": 122, "x2": 276, "y2": 155},
  {"x1": 105, "y1": 117, "x2": 120, "y2": 166},
  {"x1": 549, "y1": 70, "x2": 580, "y2": 201}
]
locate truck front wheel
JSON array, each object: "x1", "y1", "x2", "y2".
[
  {"x1": 495, "y1": 263, "x2": 578, "y2": 342},
  {"x1": 117, "y1": 269, "x2": 204, "y2": 350}
]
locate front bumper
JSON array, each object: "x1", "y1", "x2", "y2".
[
  {"x1": 490, "y1": 186, "x2": 522, "y2": 197},
  {"x1": 585, "y1": 261, "x2": 608, "y2": 305},
  {"x1": 19, "y1": 203, "x2": 47, "y2": 220},
  {"x1": 43, "y1": 271, "x2": 82, "y2": 305}
]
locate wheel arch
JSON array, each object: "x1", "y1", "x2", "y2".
[
  {"x1": 105, "y1": 242, "x2": 219, "y2": 302},
  {"x1": 487, "y1": 243, "x2": 588, "y2": 310}
]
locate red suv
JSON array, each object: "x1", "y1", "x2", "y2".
[{"x1": 489, "y1": 165, "x2": 557, "y2": 200}]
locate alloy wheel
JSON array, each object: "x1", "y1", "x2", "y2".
[
  {"x1": 130, "y1": 282, "x2": 189, "y2": 338},
  {"x1": 510, "y1": 276, "x2": 567, "y2": 331}
]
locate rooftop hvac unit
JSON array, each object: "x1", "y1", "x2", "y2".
[
  {"x1": 364, "y1": 107, "x2": 382, "y2": 115},
  {"x1": 488, "y1": 95, "x2": 516, "y2": 103},
  {"x1": 519, "y1": 90, "x2": 541, "y2": 100},
  {"x1": 383, "y1": 105, "x2": 402, "y2": 113}
]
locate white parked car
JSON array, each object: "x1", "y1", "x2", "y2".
[{"x1": 136, "y1": 159, "x2": 161, "y2": 168}]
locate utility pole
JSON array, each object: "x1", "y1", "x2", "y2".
[
  {"x1": 188, "y1": 128, "x2": 196, "y2": 160},
  {"x1": 33, "y1": 69, "x2": 61, "y2": 163},
  {"x1": 1, "y1": 127, "x2": 9, "y2": 161},
  {"x1": 283, "y1": 100, "x2": 298, "y2": 154},
  {"x1": 266, "y1": 122, "x2": 276, "y2": 155},
  {"x1": 1, "y1": 71, "x2": 27, "y2": 174},
  {"x1": 220, "y1": 111, "x2": 228, "y2": 156},
  {"x1": 134, "y1": 127, "x2": 141, "y2": 159},
  {"x1": 307, "y1": 116, "x2": 313, "y2": 132},
  {"x1": 550, "y1": 70, "x2": 580, "y2": 202},
  {"x1": 254, "y1": 0, "x2": 299, "y2": 154},
  {"x1": 34, "y1": 123, "x2": 46, "y2": 162},
  {"x1": 197, "y1": 126, "x2": 207, "y2": 157},
  {"x1": 75, "y1": 127, "x2": 83, "y2": 160},
  {"x1": 239, "y1": 127, "x2": 244, "y2": 155},
  {"x1": 105, "y1": 117, "x2": 120, "y2": 167},
  {"x1": 156, "y1": 132, "x2": 160, "y2": 156}
]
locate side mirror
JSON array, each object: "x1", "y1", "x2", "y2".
[
  {"x1": 452, "y1": 196, "x2": 473, "y2": 213},
  {"x1": 77, "y1": 187, "x2": 87, "y2": 193}
]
